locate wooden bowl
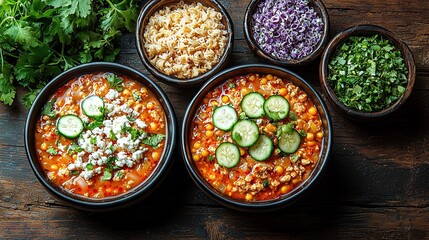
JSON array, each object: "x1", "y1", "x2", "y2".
[
  {"x1": 25, "y1": 62, "x2": 178, "y2": 211},
  {"x1": 181, "y1": 64, "x2": 333, "y2": 212},
  {"x1": 243, "y1": 0, "x2": 329, "y2": 67},
  {"x1": 136, "y1": 0, "x2": 234, "y2": 87},
  {"x1": 319, "y1": 24, "x2": 416, "y2": 119}
]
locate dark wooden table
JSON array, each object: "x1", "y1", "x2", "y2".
[{"x1": 1, "y1": 0, "x2": 429, "y2": 239}]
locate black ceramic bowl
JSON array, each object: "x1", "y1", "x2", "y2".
[
  {"x1": 25, "y1": 62, "x2": 177, "y2": 211},
  {"x1": 319, "y1": 24, "x2": 416, "y2": 119},
  {"x1": 136, "y1": 0, "x2": 234, "y2": 87},
  {"x1": 244, "y1": 0, "x2": 329, "y2": 67},
  {"x1": 181, "y1": 64, "x2": 332, "y2": 212}
]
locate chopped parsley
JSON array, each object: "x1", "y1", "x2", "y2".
[
  {"x1": 69, "y1": 170, "x2": 79, "y2": 176},
  {"x1": 115, "y1": 170, "x2": 124, "y2": 179},
  {"x1": 228, "y1": 83, "x2": 236, "y2": 88},
  {"x1": 143, "y1": 134, "x2": 165, "y2": 148},
  {"x1": 298, "y1": 130, "x2": 307, "y2": 137},
  {"x1": 101, "y1": 169, "x2": 112, "y2": 181},
  {"x1": 291, "y1": 154, "x2": 299, "y2": 162},
  {"x1": 132, "y1": 92, "x2": 142, "y2": 101},
  {"x1": 263, "y1": 179, "x2": 269, "y2": 188},
  {"x1": 46, "y1": 147, "x2": 57, "y2": 155},
  {"x1": 239, "y1": 112, "x2": 248, "y2": 120},
  {"x1": 86, "y1": 163, "x2": 94, "y2": 171},
  {"x1": 85, "y1": 120, "x2": 103, "y2": 130},
  {"x1": 109, "y1": 130, "x2": 117, "y2": 140},
  {"x1": 328, "y1": 35, "x2": 408, "y2": 112},
  {"x1": 208, "y1": 156, "x2": 214, "y2": 161},
  {"x1": 106, "y1": 73, "x2": 124, "y2": 91},
  {"x1": 289, "y1": 111, "x2": 298, "y2": 121},
  {"x1": 90, "y1": 137, "x2": 97, "y2": 145},
  {"x1": 68, "y1": 142, "x2": 83, "y2": 155}
]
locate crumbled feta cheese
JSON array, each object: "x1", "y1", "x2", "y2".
[
  {"x1": 112, "y1": 116, "x2": 130, "y2": 134},
  {"x1": 67, "y1": 164, "x2": 76, "y2": 170},
  {"x1": 135, "y1": 119, "x2": 147, "y2": 129},
  {"x1": 80, "y1": 170, "x2": 95, "y2": 180},
  {"x1": 132, "y1": 149, "x2": 146, "y2": 161},
  {"x1": 106, "y1": 89, "x2": 119, "y2": 100}
]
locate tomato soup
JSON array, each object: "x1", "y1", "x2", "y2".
[
  {"x1": 189, "y1": 73, "x2": 324, "y2": 201},
  {"x1": 35, "y1": 73, "x2": 166, "y2": 198}
]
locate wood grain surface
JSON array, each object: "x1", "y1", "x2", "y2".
[{"x1": 1, "y1": 0, "x2": 429, "y2": 239}]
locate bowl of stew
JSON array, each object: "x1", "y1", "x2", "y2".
[
  {"x1": 25, "y1": 62, "x2": 177, "y2": 211},
  {"x1": 181, "y1": 64, "x2": 332, "y2": 211},
  {"x1": 136, "y1": 0, "x2": 234, "y2": 87}
]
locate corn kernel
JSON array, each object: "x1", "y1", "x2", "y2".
[
  {"x1": 260, "y1": 77, "x2": 267, "y2": 85},
  {"x1": 51, "y1": 164, "x2": 58, "y2": 170},
  {"x1": 306, "y1": 133, "x2": 315, "y2": 141},
  {"x1": 221, "y1": 95, "x2": 229, "y2": 103},
  {"x1": 201, "y1": 150, "x2": 209, "y2": 157},
  {"x1": 41, "y1": 142, "x2": 48, "y2": 151},
  {"x1": 209, "y1": 174, "x2": 216, "y2": 180},
  {"x1": 316, "y1": 131, "x2": 324, "y2": 139},
  {"x1": 307, "y1": 141, "x2": 316, "y2": 147},
  {"x1": 281, "y1": 185, "x2": 289, "y2": 194},
  {"x1": 193, "y1": 142, "x2": 201, "y2": 149},
  {"x1": 211, "y1": 101, "x2": 218, "y2": 107},
  {"x1": 146, "y1": 102, "x2": 154, "y2": 110},
  {"x1": 275, "y1": 166, "x2": 284, "y2": 174},
  {"x1": 245, "y1": 193, "x2": 253, "y2": 201},
  {"x1": 206, "y1": 131, "x2": 214, "y2": 137},
  {"x1": 249, "y1": 75, "x2": 255, "y2": 81},
  {"x1": 56, "y1": 98, "x2": 65, "y2": 108},
  {"x1": 240, "y1": 149, "x2": 245, "y2": 156},
  {"x1": 226, "y1": 184, "x2": 232, "y2": 191},
  {"x1": 266, "y1": 74, "x2": 274, "y2": 81},
  {"x1": 152, "y1": 151, "x2": 160, "y2": 160},
  {"x1": 193, "y1": 155, "x2": 200, "y2": 161},
  {"x1": 123, "y1": 89, "x2": 131, "y2": 96},
  {"x1": 205, "y1": 124, "x2": 214, "y2": 131},
  {"x1": 150, "y1": 122, "x2": 157, "y2": 131},
  {"x1": 308, "y1": 107, "x2": 317, "y2": 115},
  {"x1": 279, "y1": 88, "x2": 287, "y2": 96}
]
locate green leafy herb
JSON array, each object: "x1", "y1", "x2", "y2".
[
  {"x1": 233, "y1": 132, "x2": 242, "y2": 141},
  {"x1": 69, "y1": 170, "x2": 79, "y2": 176},
  {"x1": 102, "y1": 169, "x2": 112, "y2": 181},
  {"x1": 109, "y1": 130, "x2": 117, "y2": 140},
  {"x1": 85, "y1": 120, "x2": 103, "y2": 130},
  {"x1": 328, "y1": 35, "x2": 408, "y2": 112},
  {"x1": 228, "y1": 83, "x2": 236, "y2": 88},
  {"x1": 289, "y1": 111, "x2": 298, "y2": 121},
  {"x1": 132, "y1": 92, "x2": 142, "y2": 101},
  {"x1": 126, "y1": 116, "x2": 136, "y2": 122},
  {"x1": 46, "y1": 147, "x2": 57, "y2": 155},
  {"x1": 0, "y1": 0, "x2": 138, "y2": 106},
  {"x1": 104, "y1": 156, "x2": 117, "y2": 170},
  {"x1": 291, "y1": 154, "x2": 299, "y2": 162},
  {"x1": 106, "y1": 73, "x2": 124, "y2": 91},
  {"x1": 128, "y1": 127, "x2": 139, "y2": 141},
  {"x1": 86, "y1": 163, "x2": 94, "y2": 171},
  {"x1": 276, "y1": 122, "x2": 294, "y2": 138},
  {"x1": 208, "y1": 156, "x2": 214, "y2": 161},
  {"x1": 90, "y1": 136, "x2": 97, "y2": 145},
  {"x1": 239, "y1": 112, "x2": 248, "y2": 120},
  {"x1": 41, "y1": 98, "x2": 57, "y2": 119},
  {"x1": 263, "y1": 179, "x2": 269, "y2": 188},
  {"x1": 143, "y1": 134, "x2": 165, "y2": 148},
  {"x1": 217, "y1": 136, "x2": 223, "y2": 141},
  {"x1": 115, "y1": 170, "x2": 124, "y2": 179},
  {"x1": 68, "y1": 142, "x2": 83, "y2": 155},
  {"x1": 298, "y1": 130, "x2": 307, "y2": 137}
]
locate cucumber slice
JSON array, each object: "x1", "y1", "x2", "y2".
[
  {"x1": 278, "y1": 129, "x2": 301, "y2": 154},
  {"x1": 81, "y1": 95, "x2": 104, "y2": 119},
  {"x1": 215, "y1": 142, "x2": 240, "y2": 168},
  {"x1": 263, "y1": 95, "x2": 290, "y2": 121},
  {"x1": 212, "y1": 105, "x2": 238, "y2": 131},
  {"x1": 240, "y1": 92, "x2": 265, "y2": 118},
  {"x1": 249, "y1": 135, "x2": 273, "y2": 161},
  {"x1": 57, "y1": 115, "x2": 84, "y2": 139},
  {"x1": 231, "y1": 120, "x2": 259, "y2": 147}
]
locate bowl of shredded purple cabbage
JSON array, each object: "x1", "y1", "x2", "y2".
[{"x1": 244, "y1": 0, "x2": 329, "y2": 66}]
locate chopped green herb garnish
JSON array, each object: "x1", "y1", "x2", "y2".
[
  {"x1": 126, "y1": 116, "x2": 136, "y2": 122},
  {"x1": 90, "y1": 137, "x2": 97, "y2": 145},
  {"x1": 105, "y1": 156, "x2": 117, "y2": 170},
  {"x1": 109, "y1": 130, "x2": 117, "y2": 140},
  {"x1": 276, "y1": 122, "x2": 294, "y2": 138},
  {"x1": 143, "y1": 134, "x2": 165, "y2": 148},
  {"x1": 46, "y1": 147, "x2": 57, "y2": 155},
  {"x1": 217, "y1": 136, "x2": 223, "y2": 141},
  {"x1": 289, "y1": 111, "x2": 298, "y2": 121},
  {"x1": 69, "y1": 170, "x2": 79, "y2": 176},
  {"x1": 68, "y1": 142, "x2": 83, "y2": 155},
  {"x1": 239, "y1": 112, "x2": 248, "y2": 120},
  {"x1": 41, "y1": 98, "x2": 57, "y2": 119},
  {"x1": 208, "y1": 156, "x2": 214, "y2": 161},
  {"x1": 115, "y1": 170, "x2": 124, "y2": 179},
  {"x1": 85, "y1": 120, "x2": 103, "y2": 130},
  {"x1": 328, "y1": 35, "x2": 408, "y2": 112},
  {"x1": 228, "y1": 83, "x2": 236, "y2": 88},
  {"x1": 128, "y1": 127, "x2": 139, "y2": 141},
  {"x1": 291, "y1": 154, "x2": 299, "y2": 162},
  {"x1": 86, "y1": 163, "x2": 93, "y2": 171},
  {"x1": 132, "y1": 92, "x2": 142, "y2": 101},
  {"x1": 298, "y1": 130, "x2": 307, "y2": 137},
  {"x1": 106, "y1": 73, "x2": 124, "y2": 91},
  {"x1": 263, "y1": 179, "x2": 269, "y2": 188},
  {"x1": 102, "y1": 169, "x2": 112, "y2": 181}
]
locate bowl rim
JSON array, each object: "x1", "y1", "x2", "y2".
[
  {"x1": 24, "y1": 62, "x2": 178, "y2": 211},
  {"x1": 243, "y1": 0, "x2": 330, "y2": 67},
  {"x1": 181, "y1": 63, "x2": 333, "y2": 211},
  {"x1": 319, "y1": 24, "x2": 416, "y2": 119},
  {"x1": 135, "y1": 0, "x2": 234, "y2": 87}
]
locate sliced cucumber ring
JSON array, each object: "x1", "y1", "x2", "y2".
[
  {"x1": 231, "y1": 120, "x2": 259, "y2": 147},
  {"x1": 212, "y1": 105, "x2": 238, "y2": 131},
  {"x1": 263, "y1": 95, "x2": 290, "y2": 121},
  {"x1": 81, "y1": 95, "x2": 104, "y2": 119},
  {"x1": 216, "y1": 142, "x2": 240, "y2": 168},
  {"x1": 240, "y1": 92, "x2": 265, "y2": 118},
  {"x1": 57, "y1": 115, "x2": 84, "y2": 139},
  {"x1": 278, "y1": 129, "x2": 301, "y2": 154},
  {"x1": 249, "y1": 135, "x2": 274, "y2": 161}
]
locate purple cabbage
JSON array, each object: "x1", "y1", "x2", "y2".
[{"x1": 252, "y1": 0, "x2": 324, "y2": 61}]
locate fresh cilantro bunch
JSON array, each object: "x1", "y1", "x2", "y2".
[{"x1": 0, "y1": 0, "x2": 138, "y2": 107}]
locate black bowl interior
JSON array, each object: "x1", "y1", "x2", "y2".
[
  {"x1": 181, "y1": 64, "x2": 333, "y2": 212},
  {"x1": 319, "y1": 24, "x2": 416, "y2": 119},
  {"x1": 244, "y1": 0, "x2": 330, "y2": 67},
  {"x1": 25, "y1": 62, "x2": 177, "y2": 211},
  {"x1": 136, "y1": 0, "x2": 234, "y2": 87}
]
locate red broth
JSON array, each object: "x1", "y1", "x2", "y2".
[
  {"x1": 189, "y1": 73, "x2": 324, "y2": 201},
  {"x1": 35, "y1": 73, "x2": 166, "y2": 198}
]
